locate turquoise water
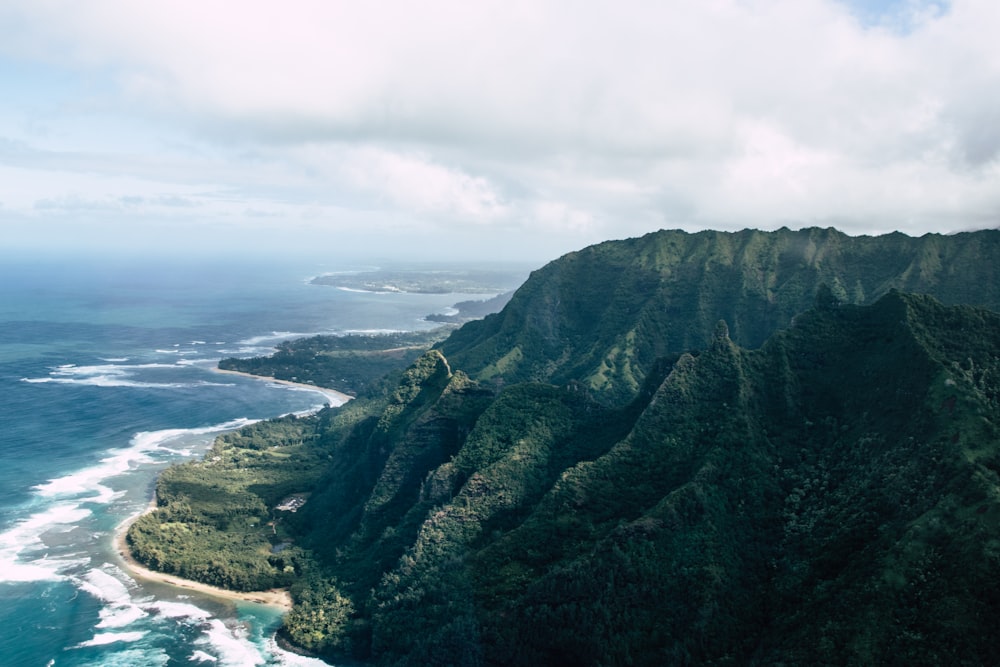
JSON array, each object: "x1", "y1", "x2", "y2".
[{"x1": 0, "y1": 255, "x2": 488, "y2": 666}]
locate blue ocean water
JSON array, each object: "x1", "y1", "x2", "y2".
[{"x1": 0, "y1": 255, "x2": 494, "y2": 667}]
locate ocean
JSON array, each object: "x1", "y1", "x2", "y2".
[{"x1": 0, "y1": 254, "x2": 511, "y2": 666}]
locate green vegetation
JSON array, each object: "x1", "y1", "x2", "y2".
[
  {"x1": 425, "y1": 291, "x2": 515, "y2": 323},
  {"x1": 441, "y1": 227, "x2": 1000, "y2": 404},
  {"x1": 131, "y1": 228, "x2": 1000, "y2": 665},
  {"x1": 219, "y1": 331, "x2": 448, "y2": 396},
  {"x1": 126, "y1": 415, "x2": 325, "y2": 591}
]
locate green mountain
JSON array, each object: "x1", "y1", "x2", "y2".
[
  {"x1": 128, "y1": 228, "x2": 1000, "y2": 665},
  {"x1": 441, "y1": 227, "x2": 1000, "y2": 403},
  {"x1": 288, "y1": 290, "x2": 1000, "y2": 665}
]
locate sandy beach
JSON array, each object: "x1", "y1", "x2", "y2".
[
  {"x1": 213, "y1": 368, "x2": 354, "y2": 407},
  {"x1": 114, "y1": 508, "x2": 294, "y2": 610},
  {"x1": 108, "y1": 369, "x2": 355, "y2": 611}
]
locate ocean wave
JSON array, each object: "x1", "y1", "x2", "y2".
[
  {"x1": 195, "y1": 619, "x2": 266, "y2": 667},
  {"x1": 335, "y1": 286, "x2": 392, "y2": 294},
  {"x1": 34, "y1": 417, "x2": 259, "y2": 502},
  {"x1": 0, "y1": 417, "x2": 260, "y2": 586},
  {"x1": 79, "y1": 568, "x2": 150, "y2": 629},
  {"x1": 21, "y1": 376, "x2": 232, "y2": 389},
  {"x1": 145, "y1": 599, "x2": 213, "y2": 621},
  {"x1": 177, "y1": 358, "x2": 219, "y2": 367},
  {"x1": 341, "y1": 328, "x2": 405, "y2": 335},
  {"x1": 216, "y1": 347, "x2": 274, "y2": 357},
  {"x1": 262, "y1": 637, "x2": 333, "y2": 666},
  {"x1": 20, "y1": 361, "x2": 234, "y2": 389},
  {"x1": 0, "y1": 502, "x2": 93, "y2": 582},
  {"x1": 75, "y1": 647, "x2": 170, "y2": 667},
  {"x1": 76, "y1": 631, "x2": 148, "y2": 648},
  {"x1": 154, "y1": 346, "x2": 210, "y2": 356},
  {"x1": 236, "y1": 332, "x2": 314, "y2": 346},
  {"x1": 70, "y1": 552, "x2": 288, "y2": 665}
]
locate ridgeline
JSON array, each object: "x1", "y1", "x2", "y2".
[{"x1": 127, "y1": 228, "x2": 1000, "y2": 665}]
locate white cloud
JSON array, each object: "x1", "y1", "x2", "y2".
[{"x1": 0, "y1": 0, "x2": 998, "y2": 260}]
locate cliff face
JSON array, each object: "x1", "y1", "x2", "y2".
[{"x1": 439, "y1": 227, "x2": 1000, "y2": 403}]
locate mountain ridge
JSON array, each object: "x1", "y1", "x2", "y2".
[{"x1": 440, "y1": 227, "x2": 1000, "y2": 403}]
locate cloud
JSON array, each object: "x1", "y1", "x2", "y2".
[
  {"x1": 0, "y1": 0, "x2": 998, "y2": 260},
  {"x1": 317, "y1": 146, "x2": 509, "y2": 222}
]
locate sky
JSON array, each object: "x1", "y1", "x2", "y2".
[{"x1": 0, "y1": 0, "x2": 998, "y2": 263}]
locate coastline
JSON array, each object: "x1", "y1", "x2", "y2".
[
  {"x1": 212, "y1": 368, "x2": 354, "y2": 407},
  {"x1": 114, "y1": 508, "x2": 294, "y2": 611},
  {"x1": 109, "y1": 368, "x2": 355, "y2": 613}
]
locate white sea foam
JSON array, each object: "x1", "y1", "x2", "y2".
[
  {"x1": 34, "y1": 417, "x2": 258, "y2": 503},
  {"x1": 217, "y1": 347, "x2": 275, "y2": 357},
  {"x1": 267, "y1": 383, "x2": 348, "y2": 409},
  {"x1": 77, "y1": 568, "x2": 150, "y2": 629},
  {"x1": 335, "y1": 286, "x2": 384, "y2": 293},
  {"x1": 79, "y1": 567, "x2": 132, "y2": 603},
  {"x1": 0, "y1": 502, "x2": 93, "y2": 582},
  {"x1": 237, "y1": 332, "x2": 313, "y2": 346},
  {"x1": 341, "y1": 328, "x2": 405, "y2": 335},
  {"x1": 76, "y1": 647, "x2": 169, "y2": 667},
  {"x1": 98, "y1": 604, "x2": 149, "y2": 629},
  {"x1": 146, "y1": 599, "x2": 212, "y2": 621},
  {"x1": 33, "y1": 447, "x2": 153, "y2": 501},
  {"x1": 21, "y1": 361, "x2": 232, "y2": 389},
  {"x1": 191, "y1": 650, "x2": 220, "y2": 662},
  {"x1": 263, "y1": 637, "x2": 333, "y2": 666},
  {"x1": 76, "y1": 631, "x2": 148, "y2": 647},
  {"x1": 177, "y1": 358, "x2": 219, "y2": 367},
  {"x1": 195, "y1": 619, "x2": 265, "y2": 666},
  {"x1": 0, "y1": 416, "x2": 261, "y2": 587}
]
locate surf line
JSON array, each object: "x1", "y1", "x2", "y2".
[
  {"x1": 113, "y1": 506, "x2": 293, "y2": 611},
  {"x1": 211, "y1": 368, "x2": 354, "y2": 408}
]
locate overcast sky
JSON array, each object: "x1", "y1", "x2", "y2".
[{"x1": 0, "y1": 0, "x2": 997, "y2": 262}]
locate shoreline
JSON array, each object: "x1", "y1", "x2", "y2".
[
  {"x1": 212, "y1": 368, "x2": 354, "y2": 407},
  {"x1": 114, "y1": 508, "x2": 294, "y2": 611},
  {"x1": 110, "y1": 367, "x2": 355, "y2": 613}
]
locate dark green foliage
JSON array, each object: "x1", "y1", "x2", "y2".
[
  {"x1": 425, "y1": 291, "x2": 515, "y2": 323},
  {"x1": 281, "y1": 576, "x2": 356, "y2": 655},
  {"x1": 440, "y1": 227, "x2": 1000, "y2": 404},
  {"x1": 126, "y1": 414, "x2": 327, "y2": 591},
  {"x1": 295, "y1": 291, "x2": 1000, "y2": 665},
  {"x1": 219, "y1": 331, "x2": 448, "y2": 396}
]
